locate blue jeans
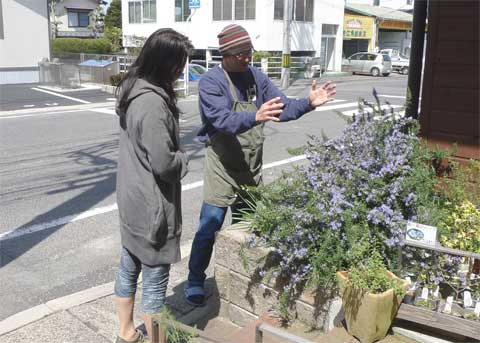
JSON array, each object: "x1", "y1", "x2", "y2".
[
  {"x1": 187, "y1": 202, "x2": 244, "y2": 288},
  {"x1": 114, "y1": 247, "x2": 170, "y2": 314}
]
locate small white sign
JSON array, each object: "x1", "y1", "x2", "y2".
[
  {"x1": 464, "y1": 291, "x2": 473, "y2": 307},
  {"x1": 475, "y1": 301, "x2": 480, "y2": 316},
  {"x1": 433, "y1": 286, "x2": 439, "y2": 298},
  {"x1": 444, "y1": 296, "x2": 453, "y2": 314},
  {"x1": 405, "y1": 276, "x2": 412, "y2": 285},
  {"x1": 405, "y1": 221, "x2": 437, "y2": 246},
  {"x1": 421, "y1": 287, "x2": 429, "y2": 300}
]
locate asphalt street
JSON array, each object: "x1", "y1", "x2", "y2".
[{"x1": 0, "y1": 73, "x2": 409, "y2": 321}]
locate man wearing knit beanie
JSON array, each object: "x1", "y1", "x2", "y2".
[
  {"x1": 185, "y1": 25, "x2": 337, "y2": 307},
  {"x1": 218, "y1": 24, "x2": 254, "y2": 57}
]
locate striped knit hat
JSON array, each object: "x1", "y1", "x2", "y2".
[{"x1": 218, "y1": 24, "x2": 253, "y2": 56}]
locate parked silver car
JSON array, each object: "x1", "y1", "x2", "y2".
[{"x1": 343, "y1": 52, "x2": 392, "y2": 77}]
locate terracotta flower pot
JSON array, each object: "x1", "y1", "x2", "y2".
[{"x1": 337, "y1": 271, "x2": 408, "y2": 343}]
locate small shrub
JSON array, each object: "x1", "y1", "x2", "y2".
[
  {"x1": 52, "y1": 38, "x2": 112, "y2": 54},
  {"x1": 253, "y1": 51, "x2": 272, "y2": 62},
  {"x1": 110, "y1": 73, "x2": 123, "y2": 86},
  {"x1": 439, "y1": 201, "x2": 480, "y2": 254},
  {"x1": 343, "y1": 249, "x2": 406, "y2": 297}
]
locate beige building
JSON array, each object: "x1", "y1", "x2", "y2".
[
  {"x1": 343, "y1": 3, "x2": 413, "y2": 58},
  {"x1": 52, "y1": 0, "x2": 102, "y2": 38}
]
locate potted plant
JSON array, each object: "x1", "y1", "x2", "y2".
[{"x1": 337, "y1": 250, "x2": 408, "y2": 343}]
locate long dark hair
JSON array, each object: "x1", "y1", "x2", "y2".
[{"x1": 116, "y1": 29, "x2": 192, "y2": 126}]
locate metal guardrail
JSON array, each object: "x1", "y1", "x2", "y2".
[
  {"x1": 255, "y1": 323, "x2": 315, "y2": 343},
  {"x1": 252, "y1": 56, "x2": 312, "y2": 79},
  {"x1": 45, "y1": 53, "x2": 190, "y2": 95}
]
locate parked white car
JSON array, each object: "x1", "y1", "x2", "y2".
[
  {"x1": 380, "y1": 49, "x2": 410, "y2": 75},
  {"x1": 343, "y1": 52, "x2": 392, "y2": 77}
]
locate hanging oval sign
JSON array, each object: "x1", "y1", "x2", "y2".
[{"x1": 407, "y1": 228, "x2": 424, "y2": 240}]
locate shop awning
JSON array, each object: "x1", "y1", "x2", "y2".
[{"x1": 345, "y1": 4, "x2": 413, "y2": 23}]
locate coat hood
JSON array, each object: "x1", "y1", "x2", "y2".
[{"x1": 116, "y1": 78, "x2": 170, "y2": 117}]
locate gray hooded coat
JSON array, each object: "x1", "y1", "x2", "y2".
[{"x1": 116, "y1": 79, "x2": 188, "y2": 265}]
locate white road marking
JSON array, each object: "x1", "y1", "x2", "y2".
[
  {"x1": 314, "y1": 102, "x2": 359, "y2": 112},
  {"x1": 37, "y1": 84, "x2": 101, "y2": 93},
  {"x1": 23, "y1": 105, "x2": 35, "y2": 108},
  {"x1": 378, "y1": 94, "x2": 406, "y2": 99},
  {"x1": 341, "y1": 104, "x2": 403, "y2": 117},
  {"x1": 0, "y1": 109, "x2": 87, "y2": 120},
  {"x1": 31, "y1": 87, "x2": 91, "y2": 104},
  {"x1": 0, "y1": 155, "x2": 308, "y2": 242},
  {"x1": 106, "y1": 98, "x2": 116, "y2": 101},
  {"x1": 0, "y1": 204, "x2": 118, "y2": 241},
  {"x1": 90, "y1": 108, "x2": 116, "y2": 115}
]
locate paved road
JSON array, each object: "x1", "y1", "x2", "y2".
[
  {"x1": 0, "y1": 74, "x2": 409, "y2": 320},
  {"x1": 0, "y1": 84, "x2": 117, "y2": 111}
]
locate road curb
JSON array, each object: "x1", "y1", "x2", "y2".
[
  {"x1": 0, "y1": 304, "x2": 53, "y2": 336},
  {"x1": 0, "y1": 283, "x2": 115, "y2": 336},
  {"x1": 0, "y1": 239, "x2": 195, "y2": 337}
]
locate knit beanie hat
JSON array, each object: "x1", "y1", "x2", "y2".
[{"x1": 218, "y1": 24, "x2": 253, "y2": 56}]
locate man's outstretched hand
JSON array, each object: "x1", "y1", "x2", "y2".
[
  {"x1": 308, "y1": 80, "x2": 336, "y2": 108},
  {"x1": 255, "y1": 97, "x2": 284, "y2": 123}
]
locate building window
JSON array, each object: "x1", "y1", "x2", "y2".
[
  {"x1": 129, "y1": 0, "x2": 156, "y2": 24},
  {"x1": 175, "y1": 0, "x2": 191, "y2": 21},
  {"x1": 68, "y1": 10, "x2": 90, "y2": 27},
  {"x1": 129, "y1": 1, "x2": 141, "y2": 23},
  {"x1": 274, "y1": 0, "x2": 313, "y2": 21},
  {"x1": 322, "y1": 24, "x2": 338, "y2": 36},
  {"x1": 213, "y1": 0, "x2": 255, "y2": 20}
]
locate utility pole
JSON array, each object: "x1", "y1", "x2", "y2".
[
  {"x1": 405, "y1": 0, "x2": 427, "y2": 119},
  {"x1": 280, "y1": 0, "x2": 293, "y2": 89}
]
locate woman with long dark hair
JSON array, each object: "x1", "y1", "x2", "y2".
[{"x1": 114, "y1": 29, "x2": 192, "y2": 343}]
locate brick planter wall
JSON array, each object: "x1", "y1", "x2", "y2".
[{"x1": 214, "y1": 228, "x2": 343, "y2": 330}]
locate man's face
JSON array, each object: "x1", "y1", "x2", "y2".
[{"x1": 224, "y1": 49, "x2": 252, "y2": 72}]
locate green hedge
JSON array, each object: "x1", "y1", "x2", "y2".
[
  {"x1": 52, "y1": 38, "x2": 112, "y2": 54},
  {"x1": 110, "y1": 73, "x2": 123, "y2": 86}
]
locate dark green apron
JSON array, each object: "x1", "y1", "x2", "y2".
[{"x1": 203, "y1": 69, "x2": 265, "y2": 207}]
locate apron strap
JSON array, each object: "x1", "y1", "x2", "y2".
[{"x1": 221, "y1": 67, "x2": 240, "y2": 103}]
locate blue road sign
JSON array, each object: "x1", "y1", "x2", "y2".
[{"x1": 189, "y1": 0, "x2": 200, "y2": 9}]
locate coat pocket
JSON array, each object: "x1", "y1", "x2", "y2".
[{"x1": 147, "y1": 188, "x2": 168, "y2": 248}]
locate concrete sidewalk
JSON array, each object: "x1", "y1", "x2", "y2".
[
  {"x1": 0, "y1": 257, "x2": 218, "y2": 343},
  {"x1": 0, "y1": 254, "x2": 467, "y2": 343}
]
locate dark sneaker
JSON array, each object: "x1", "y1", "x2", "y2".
[{"x1": 115, "y1": 330, "x2": 149, "y2": 343}]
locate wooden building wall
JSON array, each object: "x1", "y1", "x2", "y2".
[{"x1": 419, "y1": 0, "x2": 480, "y2": 161}]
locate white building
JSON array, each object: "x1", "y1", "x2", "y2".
[
  {"x1": 0, "y1": 0, "x2": 50, "y2": 84},
  {"x1": 121, "y1": 0, "x2": 345, "y2": 72}
]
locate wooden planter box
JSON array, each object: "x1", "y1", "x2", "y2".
[
  {"x1": 214, "y1": 228, "x2": 343, "y2": 330},
  {"x1": 401, "y1": 240, "x2": 480, "y2": 339}
]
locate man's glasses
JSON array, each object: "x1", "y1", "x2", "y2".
[{"x1": 236, "y1": 49, "x2": 253, "y2": 58}]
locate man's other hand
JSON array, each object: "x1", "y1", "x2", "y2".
[
  {"x1": 308, "y1": 80, "x2": 336, "y2": 108},
  {"x1": 255, "y1": 97, "x2": 283, "y2": 122}
]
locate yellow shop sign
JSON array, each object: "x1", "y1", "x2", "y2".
[{"x1": 344, "y1": 14, "x2": 373, "y2": 40}]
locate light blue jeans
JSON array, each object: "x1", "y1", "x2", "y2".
[{"x1": 114, "y1": 247, "x2": 170, "y2": 314}]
